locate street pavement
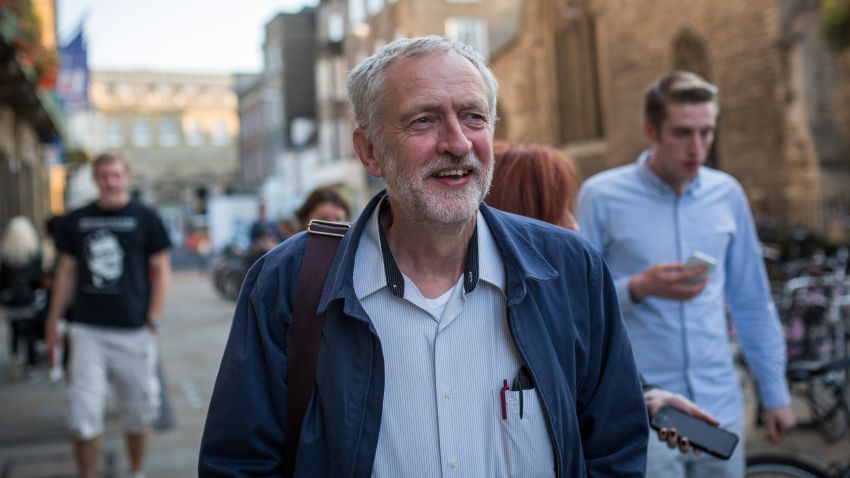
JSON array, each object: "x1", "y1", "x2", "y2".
[
  {"x1": 1, "y1": 270, "x2": 849, "y2": 476},
  {"x1": 0, "y1": 270, "x2": 235, "y2": 477}
]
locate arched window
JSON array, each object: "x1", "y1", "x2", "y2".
[
  {"x1": 554, "y1": 10, "x2": 604, "y2": 143},
  {"x1": 672, "y1": 29, "x2": 712, "y2": 81}
]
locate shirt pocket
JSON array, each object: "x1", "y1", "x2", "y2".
[{"x1": 493, "y1": 388, "x2": 555, "y2": 477}]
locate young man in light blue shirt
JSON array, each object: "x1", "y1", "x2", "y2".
[{"x1": 577, "y1": 71, "x2": 796, "y2": 477}]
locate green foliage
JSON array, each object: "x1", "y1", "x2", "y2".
[
  {"x1": 0, "y1": 0, "x2": 58, "y2": 88},
  {"x1": 63, "y1": 148, "x2": 90, "y2": 173},
  {"x1": 821, "y1": 0, "x2": 850, "y2": 50}
]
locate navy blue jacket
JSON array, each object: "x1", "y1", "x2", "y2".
[{"x1": 199, "y1": 192, "x2": 648, "y2": 477}]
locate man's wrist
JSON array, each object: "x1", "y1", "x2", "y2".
[{"x1": 628, "y1": 276, "x2": 644, "y2": 303}]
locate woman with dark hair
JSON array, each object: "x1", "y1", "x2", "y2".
[
  {"x1": 487, "y1": 143, "x2": 719, "y2": 455},
  {"x1": 296, "y1": 187, "x2": 351, "y2": 230}
]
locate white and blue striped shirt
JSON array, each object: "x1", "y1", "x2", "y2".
[{"x1": 353, "y1": 198, "x2": 555, "y2": 477}]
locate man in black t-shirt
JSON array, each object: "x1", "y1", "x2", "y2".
[{"x1": 46, "y1": 151, "x2": 171, "y2": 478}]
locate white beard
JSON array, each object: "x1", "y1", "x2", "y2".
[{"x1": 382, "y1": 151, "x2": 493, "y2": 225}]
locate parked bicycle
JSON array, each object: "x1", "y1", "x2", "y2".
[
  {"x1": 747, "y1": 454, "x2": 850, "y2": 478},
  {"x1": 210, "y1": 246, "x2": 255, "y2": 302},
  {"x1": 786, "y1": 355, "x2": 850, "y2": 443}
]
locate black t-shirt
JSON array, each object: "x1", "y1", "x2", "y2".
[{"x1": 56, "y1": 200, "x2": 171, "y2": 328}]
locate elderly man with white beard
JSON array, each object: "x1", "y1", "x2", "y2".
[{"x1": 199, "y1": 36, "x2": 648, "y2": 477}]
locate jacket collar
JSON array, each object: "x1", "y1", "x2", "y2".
[{"x1": 317, "y1": 191, "x2": 558, "y2": 313}]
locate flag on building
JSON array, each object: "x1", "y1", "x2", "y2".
[{"x1": 57, "y1": 25, "x2": 89, "y2": 112}]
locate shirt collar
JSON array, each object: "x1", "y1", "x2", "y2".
[
  {"x1": 355, "y1": 196, "x2": 504, "y2": 300},
  {"x1": 636, "y1": 149, "x2": 703, "y2": 197}
]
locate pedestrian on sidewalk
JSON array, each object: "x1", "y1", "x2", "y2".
[
  {"x1": 200, "y1": 36, "x2": 647, "y2": 477},
  {"x1": 576, "y1": 71, "x2": 795, "y2": 477},
  {"x1": 1, "y1": 216, "x2": 47, "y2": 376},
  {"x1": 45, "y1": 151, "x2": 172, "y2": 478}
]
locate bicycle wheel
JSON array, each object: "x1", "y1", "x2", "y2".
[
  {"x1": 808, "y1": 368, "x2": 849, "y2": 442},
  {"x1": 746, "y1": 455, "x2": 829, "y2": 478}
]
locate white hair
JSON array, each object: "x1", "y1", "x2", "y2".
[
  {"x1": 346, "y1": 35, "x2": 499, "y2": 146},
  {"x1": 1, "y1": 216, "x2": 40, "y2": 267}
]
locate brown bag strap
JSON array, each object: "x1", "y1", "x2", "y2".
[{"x1": 283, "y1": 219, "x2": 349, "y2": 477}]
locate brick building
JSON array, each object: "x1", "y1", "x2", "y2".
[{"x1": 492, "y1": 0, "x2": 850, "y2": 239}]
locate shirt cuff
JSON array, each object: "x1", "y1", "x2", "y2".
[
  {"x1": 615, "y1": 276, "x2": 635, "y2": 318},
  {"x1": 758, "y1": 380, "x2": 792, "y2": 410}
]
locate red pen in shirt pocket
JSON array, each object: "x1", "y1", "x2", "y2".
[{"x1": 500, "y1": 379, "x2": 509, "y2": 420}]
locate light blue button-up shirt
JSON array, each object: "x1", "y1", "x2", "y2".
[{"x1": 576, "y1": 151, "x2": 790, "y2": 424}]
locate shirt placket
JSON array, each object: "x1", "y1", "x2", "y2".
[{"x1": 434, "y1": 314, "x2": 460, "y2": 476}]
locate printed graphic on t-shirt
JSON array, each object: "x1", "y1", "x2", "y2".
[{"x1": 84, "y1": 229, "x2": 124, "y2": 288}]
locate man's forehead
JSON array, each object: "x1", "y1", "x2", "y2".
[
  {"x1": 664, "y1": 102, "x2": 717, "y2": 124},
  {"x1": 385, "y1": 51, "x2": 482, "y2": 85},
  {"x1": 95, "y1": 162, "x2": 129, "y2": 175},
  {"x1": 382, "y1": 52, "x2": 487, "y2": 110}
]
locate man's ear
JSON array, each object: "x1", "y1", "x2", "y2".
[{"x1": 353, "y1": 127, "x2": 383, "y2": 178}]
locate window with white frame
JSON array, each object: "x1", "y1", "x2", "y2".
[
  {"x1": 316, "y1": 59, "x2": 332, "y2": 101},
  {"x1": 367, "y1": 0, "x2": 384, "y2": 15},
  {"x1": 132, "y1": 118, "x2": 152, "y2": 147},
  {"x1": 211, "y1": 119, "x2": 230, "y2": 146},
  {"x1": 106, "y1": 118, "x2": 124, "y2": 147},
  {"x1": 159, "y1": 117, "x2": 180, "y2": 146},
  {"x1": 266, "y1": 43, "x2": 282, "y2": 74},
  {"x1": 445, "y1": 17, "x2": 489, "y2": 58},
  {"x1": 185, "y1": 119, "x2": 204, "y2": 146},
  {"x1": 348, "y1": 0, "x2": 366, "y2": 27},
  {"x1": 327, "y1": 12, "x2": 345, "y2": 42}
]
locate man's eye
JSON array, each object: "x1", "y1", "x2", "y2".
[{"x1": 410, "y1": 116, "x2": 434, "y2": 129}]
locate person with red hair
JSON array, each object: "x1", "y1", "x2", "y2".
[{"x1": 487, "y1": 142, "x2": 579, "y2": 230}]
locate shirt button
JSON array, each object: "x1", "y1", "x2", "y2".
[
  {"x1": 449, "y1": 459, "x2": 459, "y2": 468},
  {"x1": 443, "y1": 389, "x2": 452, "y2": 399}
]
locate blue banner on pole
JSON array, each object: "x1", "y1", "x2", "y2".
[{"x1": 57, "y1": 26, "x2": 89, "y2": 112}]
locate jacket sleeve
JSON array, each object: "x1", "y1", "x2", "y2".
[
  {"x1": 199, "y1": 256, "x2": 292, "y2": 476},
  {"x1": 579, "y1": 251, "x2": 648, "y2": 477}
]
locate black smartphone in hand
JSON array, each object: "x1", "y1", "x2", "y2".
[{"x1": 650, "y1": 405, "x2": 739, "y2": 460}]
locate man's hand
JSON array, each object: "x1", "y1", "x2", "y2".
[
  {"x1": 147, "y1": 317, "x2": 161, "y2": 335},
  {"x1": 629, "y1": 263, "x2": 708, "y2": 302},
  {"x1": 762, "y1": 405, "x2": 796, "y2": 444},
  {"x1": 45, "y1": 318, "x2": 62, "y2": 350},
  {"x1": 645, "y1": 388, "x2": 719, "y2": 455}
]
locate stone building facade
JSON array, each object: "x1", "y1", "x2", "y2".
[
  {"x1": 78, "y1": 70, "x2": 238, "y2": 212},
  {"x1": 0, "y1": 0, "x2": 62, "y2": 231},
  {"x1": 492, "y1": 0, "x2": 850, "y2": 239}
]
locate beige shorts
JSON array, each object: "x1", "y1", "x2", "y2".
[{"x1": 67, "y1": 323, "x2": 160, "y2": 440}]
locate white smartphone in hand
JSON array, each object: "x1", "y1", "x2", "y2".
[{"x1": 683, "y1": 251, "x2": 717, "y2": 284}]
